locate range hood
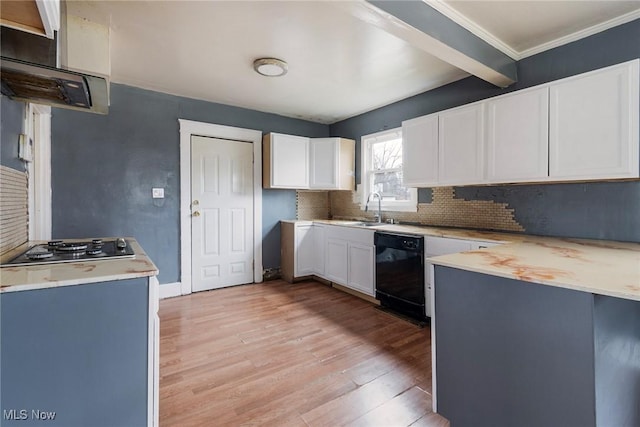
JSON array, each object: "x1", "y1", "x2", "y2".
[{"x1": 0, "y1": 26, "x2": 109, "y2": 114}]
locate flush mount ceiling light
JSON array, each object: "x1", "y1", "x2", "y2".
[{"x1": 253, "y1": 58, "x2": 288, "y2": 77}]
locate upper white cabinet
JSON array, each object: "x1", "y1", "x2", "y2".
[
  {"x1": 486, "y1": 87, "x2": 549, "y2": 183},
  {"x1": 402, "y1": 114, "x2": 439, "y2": 187},
  {"x1": 402, "y1": 59, "x2": 639, "y2": 187},
  {"x1": 264, "y1": 134, "x2": 355, "y2": 190},
  {"x1": 309, "y1": 138, "x2": 355, "y2": 190},
  {"x1": 549, "y1": 61, "x2": 639, "y2": 180},
  {"x1": 438, "y1": 103, "x2": 485, "y2": 185},
  {"x1": 263, "y1": 133, "x2": 309, "y2": 189}
]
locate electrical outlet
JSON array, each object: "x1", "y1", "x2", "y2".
[{"x1": 152, "y1": 188, "x2": 164, "y2": 199}]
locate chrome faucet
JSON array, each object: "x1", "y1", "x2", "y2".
[{"x1": 365, "y1": 192, "x2": 382, "y2": 223}]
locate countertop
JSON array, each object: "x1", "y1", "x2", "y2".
[
  {"x1": 291, "y1": 219, "x2": 640, "y2": 302},
  {"x1": 0, "y1": 238, "x2": 159, "y2": 293}
]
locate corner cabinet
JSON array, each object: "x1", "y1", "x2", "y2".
[
  {"x1": 263, "y1": 134, "x2": 355, "y2": 190},
  {"x1": 402, "y1": 59, "x2": 639, "y2": 187},
  {"x1": 309, "y1": 138, "x2": 355, "y2": 190},
  {"x1": 549, "y1": 60, "x2": 639, "y2": 180},
  {"x1": 263, "y1": 133, "x2": 309, "y2": 189},
  {"x1": 281, "y1": 221, "x2": 314, "y2": 282}
]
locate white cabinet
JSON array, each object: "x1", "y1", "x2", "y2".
[
  {"x1": 347, "y1": 243, "x2": 375, "y2": 296},
  {"x1": 309, "y1": 138, "x2": 355, "y2": 190},
  {"x1": 401, "y1": 59, "x2": 639, "y2": 187},
  {"x1": 325, "y1": 237, "x2": 349, "y2": 285},
  {"x1": 402, "y1": 114, "x2": 439, "y2": 187},
  {"x1": 295, "y1": 224, "x2": 315, "y2": 278},
  {"x1": 549, "y1": 61, "x2": 639, "y2": 180},
  {"x1": 486, "y1": 87, "x2": 549, "y2": 183},
  {"x1": 313, "y1": 224, "x2": 326, "y2": 277},
  {"x1": 438, "y1": 103, "x2": 485, "y2": 185},
  {"x1": 263, "y1": 133, "x2": 309, "y2": 189},
  {"x1": 324, "y1": 225, "x2": 375, "y2": 297},
  {"x1": 281, "y1": 221, "x2": 315, "y2": 283}
]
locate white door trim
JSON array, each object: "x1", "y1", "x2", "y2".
[
  {"x1": 179, "y1": 119, "x2": 263, "y2": 295},
  {"x1": 26, "y1": 103, "x2": 52, "y2": 241}
]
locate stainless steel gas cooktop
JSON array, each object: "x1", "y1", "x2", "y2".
[{"x1": 2, "y1": 238, "x2": 135, "y2": 267}]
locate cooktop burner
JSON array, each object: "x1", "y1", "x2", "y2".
[{"x1": 2, "y1": 238, "x2": 135, "y2": 267}]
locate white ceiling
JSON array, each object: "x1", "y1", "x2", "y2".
[{"x1": 67, "y1": 1, "x2": 640, "y2": 124}]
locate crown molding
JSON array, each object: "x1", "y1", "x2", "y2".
[
  {"x1": 425, "y1": 0, "x2": 640, "y2": 61},
  {"x1": 519, "y1": 9, "x2": 640, "y2": 59}
]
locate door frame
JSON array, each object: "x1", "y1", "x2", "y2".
[{"x1": 178, "y1": 119, "x2": 263, "y2": 295}]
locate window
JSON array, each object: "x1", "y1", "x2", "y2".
[{"x1": 361, "y1": 128, "x2": 417, "y2": 212}]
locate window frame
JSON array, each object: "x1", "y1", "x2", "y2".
[{"x1": 360, "y1": 128, "x2": 417, "y2": 213}]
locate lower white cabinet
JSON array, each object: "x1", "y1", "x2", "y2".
[
  {"x1": 347, "y1": 243, "x2": 375, "y2": 296},
  {"x1": 325, "y1": 237, "x2": 349, "y2": 285},
  {"x1": 295, "y1": 224, "x2": 315, "y2": 278},
  {"x1": 281, "y1": 221, "x2": 316, "y2": 283},
  {"x1": 324, "y1": 225, "x2": 375, "y2": 297},
  {"x1": 313, "y1": 224, "x2": 326, "y2": 277}
]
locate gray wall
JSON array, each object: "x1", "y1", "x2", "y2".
[
  {"x1": 52, "y1": 84, "x2": 328, "y2": 284},
  {"x1": 1, "y1": 278, "x2": 149, "y2": 427},
  {"x1": 0, "y1": 95, "x2": 25, "y2": 171},
  {"x1": 330, "y1": 19, "x2": 640, "y2": 243}
]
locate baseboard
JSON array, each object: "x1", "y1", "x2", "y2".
[{"x1": 159, "y1": 282, "x2": 182, "y2": 299}]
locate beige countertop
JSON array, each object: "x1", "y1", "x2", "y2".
[
  {"x1": 298, "y1": 220, "x2": 640, "y2": 301},
  {"x1": 0, "y1": 238, "x2": 158, "y2": 293}
]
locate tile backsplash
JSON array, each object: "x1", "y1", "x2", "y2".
[{"x1": 297, "y1": 187, "x2": 524, "y2": 232}]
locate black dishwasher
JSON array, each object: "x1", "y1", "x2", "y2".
[{"x1": 374, "y1": 232, "x2": 426, "y2": 321}]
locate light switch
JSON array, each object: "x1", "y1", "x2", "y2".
[{"x1": 152, "y1": 188, "x2": 165, "y2": 199}]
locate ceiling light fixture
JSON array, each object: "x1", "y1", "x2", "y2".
[{"x1": 253, "y1": 58, "x2": 288, "y2": 77}]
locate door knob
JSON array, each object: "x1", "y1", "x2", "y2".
[{"x1": 192, "y1": 211, "x2": 201, "y2": 217}]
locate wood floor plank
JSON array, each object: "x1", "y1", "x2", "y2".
[{"x1": 159, "y1": 279, "x2": 449, "y2": 427}]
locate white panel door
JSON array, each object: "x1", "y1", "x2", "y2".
[
  {"x1": 549, "y1": 60, "x2": 639, "y2": 180},
  {"x1": 309, "y1": 138, "x2": 338, "y2": 189},
  {"x1": 402, "y1": 114, "x2": 439, "y2": 186},
  {"x1": 191, "y1": 135, "x2": 253, "y2": 292},
  {"x1": 347, "y1": 243, "x2": 375, "y2": 296},
  {"x1": 486, "y1": 87, "x2": 549, "y2": 183},
  {"x1": 438, "y1": 103, "x2": 485, "y2": 185}
]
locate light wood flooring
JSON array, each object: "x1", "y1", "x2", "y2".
[{"x1": 159, "y1": 279, "x2": 449, "y2": 427}]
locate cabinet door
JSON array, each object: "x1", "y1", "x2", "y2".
[
  {"x1": 403, "y1": 114, "x2": 439, "y2": 186},
  {"x1": 309, "y1": 138, "x2": 338, "y2": 189},
  {"x1": 487, "y1": 87, "x2": 549, "y2": 183},
  {"x1": 325, "y1": 238, "x2": 348, "y2": 285},
  {"x1": 294, "y1": 225, "x2": 314, "y2": 277},
  {"x1": 270, "y1": 133, "x2": 309, "y2": 188},
  {"x1": 313, "y1": 225, "x2": 326, "y2": 277},
  {"x1": 438, "y1": 103, "x2": 485, "y2": 185},
  {"x1": 347, "y1": 243, "x2": 375, "y2": 296},
  {"x1": 549, "y1": 60, "x2": 639, "y2": 180}
]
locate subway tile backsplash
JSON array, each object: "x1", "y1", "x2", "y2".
[{"x1": 297, "y1": 187, "x2": 524, "y2": 232}]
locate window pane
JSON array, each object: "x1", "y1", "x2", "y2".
[
  {"x1": 372, "y1": 171, "x2": 411, "y2": 201},
  {"x1": 372, "y1": 139, "x2": 402, "y2": 170}
]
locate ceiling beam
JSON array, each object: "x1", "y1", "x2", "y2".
[{"x1": 340, "y1": 0, "x2": 517, "y2": 88}]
